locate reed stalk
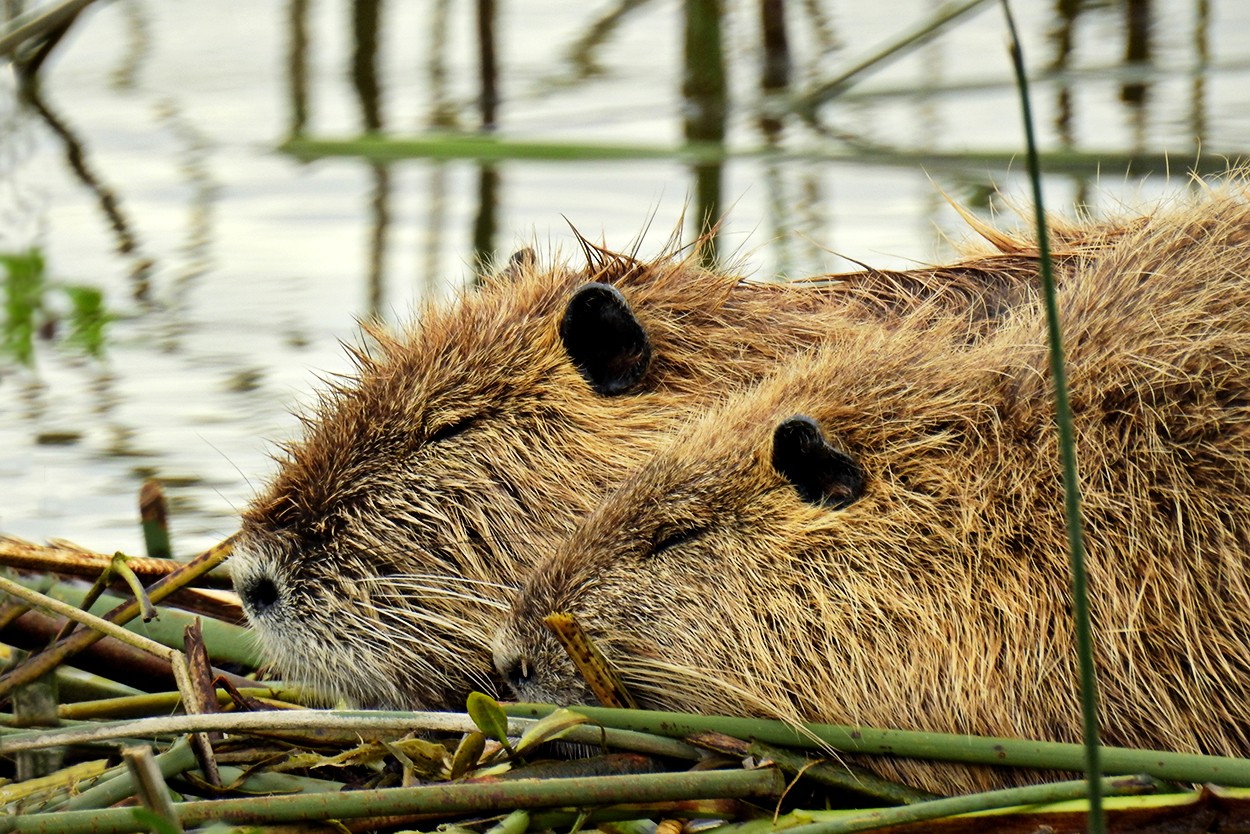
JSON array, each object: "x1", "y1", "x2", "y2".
[
  {"x1": 1000, "y1": 2, "x2": 1104, "y2": 832},
  {"x1": 507, "y1": 704, "x2": 1250, "y2": 787}
]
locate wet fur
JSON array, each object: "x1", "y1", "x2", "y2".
[
  {"x1": 496, "y1": 183, "x2": 1250, "y2": 792},
  {"x1": 232, "y1": 228, "x2": 1072, "y2": 710}
]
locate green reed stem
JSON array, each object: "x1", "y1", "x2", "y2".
[
  {"x1": 1, "y1": 767, "x2": 784, "y2": 834},
  {"x1": 56, "y1": 738, "x2": 195, "y2": 812},
  {"x1": 747, "y1": 740, "x2": 939, "y2": 805},
  {"x1": 0, "y1": 535, "x2": 237, "y2": 701},
  {"x1": 507, "y1": 705, "x2": 1250, "y2": 788},
  {"x1": 999, "y1": 3, "x2": 1103, "y2": 834},
  {"x1": 730, "y1": 775, "x2": 1153, "y2": 834},
  {"x1": 138, "y1": 480, "x2": 173, "y2": 561}
]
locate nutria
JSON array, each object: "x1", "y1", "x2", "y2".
[
  {"x1": 493, "y1": 186, "x2": 1250, "y2": 793},
  {"x1": 231, "y1": 210, "x2": 1114, "y2": 712}
]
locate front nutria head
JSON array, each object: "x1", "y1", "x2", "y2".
[{"x1": 231, "y1": 250, "x2": 720, "y2": 708}]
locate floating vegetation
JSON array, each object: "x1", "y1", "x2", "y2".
[{"x1": 1, "y1": 249, "x2": 114, "y2": 363}]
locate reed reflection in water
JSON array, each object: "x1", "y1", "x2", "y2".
[{"x1": 0, "y1": 0, "x2": 1244, "y2": 550}]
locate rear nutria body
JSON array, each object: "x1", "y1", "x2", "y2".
[
  {"x1": 230, "y1": 229, "x2": 1073, "y2": 711},
  {"x1": 494, "y1": 186, "x2": 1250, "y2": 793}
]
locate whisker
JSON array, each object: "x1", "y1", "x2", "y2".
[
  {"x1": 364, "y1": 572, "x2": 517, "y2": 592},
  {"x1": 370, "y1": 585, "x2": 512, "y2": 611}
]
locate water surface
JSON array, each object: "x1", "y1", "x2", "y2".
[{"x1": 1, "y1": 0, "x2": 1246, "y2": 555}]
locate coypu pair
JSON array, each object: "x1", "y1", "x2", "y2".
[
  {"x1": 233, "y1": 180, "x2": 1250, "y2": 793},
  {"x1": 231, "y1": 233, "x2": 1051, "y2": 709}
]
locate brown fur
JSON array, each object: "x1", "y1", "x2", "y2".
[
  {"x1": 494, "y1": 183, "x2": 1250, "y2": 793},
  {"x1": 230, "y1": 224, "x2": 1077, "y2": 711}
]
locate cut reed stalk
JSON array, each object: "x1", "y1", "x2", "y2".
[{"x1": 506, "y1": 705, "x2": 1250, "y2": 787}]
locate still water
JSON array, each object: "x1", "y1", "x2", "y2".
[{"x1": 1, "y1": 0, "x2": 1248, "y2": 555}]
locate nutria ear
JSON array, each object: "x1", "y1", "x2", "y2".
[
  {"x1": 559, "y1": 283, "x2": 652, "y2": 396},
  {"x1": 772, "y1": 415, "x2": 865, "y2": 509},
  {"x1": 499, "y1": 247, "x2": 536, "y2": 281}
]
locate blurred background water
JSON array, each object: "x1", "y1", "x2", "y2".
[{"x1": 0, "y1": 0, "x2": 1247, "y2": 556}]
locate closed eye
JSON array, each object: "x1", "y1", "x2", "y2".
[
  {"x1": 651, "y1": 527, "x2": 706, "y2": 557},
  {"x1": 427, "y1": 415, "x2": 478, "y2": 444}
]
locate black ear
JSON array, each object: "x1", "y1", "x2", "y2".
[
  {"x1": 772, "y1": 415, "x2": 865, "y2": 509},
  {"x1": 559, "y1": 283, "x2": 652, "y2": 396}
]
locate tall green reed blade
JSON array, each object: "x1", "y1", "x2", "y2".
[{"x1": 999, "y1": 3, "x2": 1103, "y2": 834}]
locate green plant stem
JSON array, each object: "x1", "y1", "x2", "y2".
[
  {"x1": 738, "y1": 775, "x2": 1152, "y2": 834},
  {"x1": 279, "y1": 134, "x2": 1241, "y2": 177},
  {"x1": 0, "y1": 576, "x2": 175, "y2": 661},
  {"x1": 2, "y1": 767, "x2": 784, "y2": 834},
  {"x1": 202, "y1": 765, "x2": 345, "y2": 796},
  {"x1": 1, "y1": 708, "x2": 702, "y2": 763},
  {"x1": 562, "y1": 724, "x2": 702, "y2": 761},
  {"x1": 138, "y1": 480, "x2": 172, "y2": 560},
  {"x1": 747, "y1": 740, "x2": 939, "y2": 805},
  {"x1": 0, "y1": 710, "x2": 488, "y2": 753},
  {"x1": 109, "y1": 557, "x2": 157, "y2": 622},
  {"x1": 26, "y1": 579, "x2": 262, "y2": 669},
  {"x1": 0, "y1": 535, "x2": 236, "y2": 700},
  {"x1": 531, "y1": 803, "x2": 739, "y2": 830},
  {"x1": 57, "y1": 687, "x2": 308, "y2": 721},
  {"x1": 484, "y1": 809, "x2": 530, "y2": 834},
  {"x1": 1000, "y1": 3, "x2": 1103, "y2": 834},
  {"x1": 507, "y1": 705, "x2": 1250, "y2": 787},
  {"x1": 56, "y1": 739, "x2": 195, "y2": 812}
]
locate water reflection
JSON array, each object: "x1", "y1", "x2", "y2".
[
  {"x1": 683, "y1": 0, "x2": 727, "y2": 262},
  {"x1": 1120, "y1": 0, "x2": 1152, "y2": 109},
  {"x1": 268, "y1": 0, "x2": 1223, "y2": 292},
  {"x1": 757, "y1": 0, "x2": 790, "y2": 141},
  {"x1": 108, "y1": 0, "x2": 150, "y2": 93},
  {"x1": 13, "y1": 17, "x2": 153, "y2": 301},
  {"x1": 565, "y1": 0, "x2": 654, "y2": 81},
  {"x1": 1120, "y1": 0, "x2": 1152, "y2": 152},
  {"x1": 420, "y1": 162, "x2": 450, "y2": 296},
  {"x1": 351, "y1": 0, "x2": 383, "y2": 133},
  {"x1": 1191, "y1": 0, "x2": 1209, "y2": 144},
  {"x1": 159, "y1": 99, "x2": 218, "y2": 340},
  {"x1": 3, "y1": 0, "x2": 1249, "y2": 549},
  {"x1": 426, "y1": 0, "x2": 457, "y2": 127},
  {"x1": 1047, "y1": 0, "x2": 1091, "y2": 206},
  {"x1": 286, "y1": 0, "x2": 309, "y2": 136},
  {"x1": 476, "y1": 0, "x2": 498, "y2": 130},
  {"x1": 351, "y1": 0, "x2": 390, "y2": 315},
  {"x1": 472, "y1": 164, "x2": 500, "y2": 280}
]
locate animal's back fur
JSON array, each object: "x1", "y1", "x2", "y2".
[{"x1": 495, "y1": 182, "x2": 1250, "y2": 793}]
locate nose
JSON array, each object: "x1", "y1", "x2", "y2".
[{"x1": 237, "y1": 572, "x2": 281, "y2": 617}]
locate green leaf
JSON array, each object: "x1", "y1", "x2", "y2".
[
  {"x1": 513, "y1": 707, "x2": 589, "y2": 757},
  {"x1": 466, "y1": 691, "x2": 514, "y2": 754},
  {"x1": 449, "y1": 731, "x2": 487, "y2": 780}
]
